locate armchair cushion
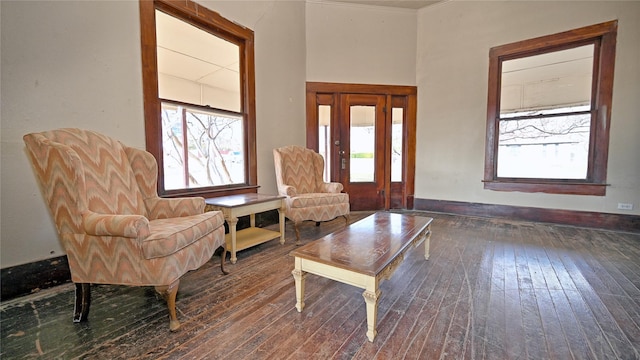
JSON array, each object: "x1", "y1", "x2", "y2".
[
  {"x1": 288, "y1": 193, "x2": 349, "y2": 209},
  {"x1": 143, "y1": 212, "x2": 225, "y2": 259}
]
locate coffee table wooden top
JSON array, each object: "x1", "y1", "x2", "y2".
[
  {"x1": 205, "y1": 193, "x2": 284, "y2": 208},
  {"x1": 290, "y1": 212, "x2": 433, "y2": 277}
]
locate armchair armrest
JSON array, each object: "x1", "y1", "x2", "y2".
[
  {"x1": 279, "y1": 185, "x2": 298, "y2": 197},
  {"x1": 83, "y1": 211, "x2": 150, "y2": 239},
  {"x1": 320, "y1": 182, "x2": 344, "y2": 193},
  {"x1": 145, "y1": 197, "x2": 205, "y2": 219}
]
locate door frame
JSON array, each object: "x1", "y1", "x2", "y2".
[{"x1": 306, "y1": 82, "x2": 417, "y2": 210}]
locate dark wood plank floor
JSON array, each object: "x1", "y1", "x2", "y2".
[{"x1": 2, "y1": 211, "x2": 639, "y2": 359}]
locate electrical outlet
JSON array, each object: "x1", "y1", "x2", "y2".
[{"x1": 617, "y1": 203, "x2": 634, "y2": 210}]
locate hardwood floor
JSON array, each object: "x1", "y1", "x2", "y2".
[{"x1": 2, "y1": 211, "x2": 639, "y2": 359}]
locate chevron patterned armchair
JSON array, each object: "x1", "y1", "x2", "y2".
[
  {"x1": 23, "y1": 128, "x2": 227, "y2": 331},
  {"x1": 273, "y1": 145, "x2": 350, "y2": 243}
]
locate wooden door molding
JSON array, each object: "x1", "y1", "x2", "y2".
[{"x1": 306, "y1": 82, "x2": 417, "y2": 210}]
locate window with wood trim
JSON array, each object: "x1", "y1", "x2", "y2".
[
  {"x1": 139, "y1": 0, "x2": 257, "y2": 198},
  {"x1": 483, "y1": 20, "x2": 617, "y2": 196}
]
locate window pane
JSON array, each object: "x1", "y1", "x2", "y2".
[
  {"x1": 501, "y1": 45, "x2": 593, "y2": 115},
  {"x1": 162, "y1": 104, "x2": 186, "y2": 190},
  {"x1": 497, "y1": 45, "x2": 594, "y2": 180},
  {"x1": 156, "y1": 10, "x2": 240, "y2": 112},
  {"x1": 318, "y1": 105, "x2": 331, "y2": 182},
  {"x1": 350, "y1": 105, "x2": 375, "y2": 182},
  {"x1": 162, "y1": 103, "x2": 244, "y2": 189},
  {"x1": 497, "y1": 112, "x2": 590, "y2": 179},
  {"x1": 391, "y1": 108, "x2": 403, "y2": 182}
]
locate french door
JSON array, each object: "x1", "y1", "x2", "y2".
[{"x1": 306, "y1": 82, "x2": 417, "y2": 211}]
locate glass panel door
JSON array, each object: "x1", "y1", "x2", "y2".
[{"x1": 339, "y1": 94, "x2": 386, "y2": 210}]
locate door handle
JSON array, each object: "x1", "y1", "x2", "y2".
[{"x1": 341, "y1": 158, "x2": 346, "y2": 169}]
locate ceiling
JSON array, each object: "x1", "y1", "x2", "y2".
[{"x1": 327, "y1": 0, "x2": 442, "y2": 10}]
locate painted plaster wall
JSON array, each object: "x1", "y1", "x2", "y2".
[
  {"x1": 0, "y1": 0, "x2": 306, "y2": 268},
  {"x1": 1, "y1": 1, "x2": 146, "y2": 268},
  {"x1": 305, "y1": 0, "x2": 417, "y2": 85},
  {"x1": 415, "y1": 1, "x2": 640, "y2": 215}
]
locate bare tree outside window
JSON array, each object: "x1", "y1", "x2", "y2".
[
  {"x1": 162, "y1": 103, "x2": 244, "y2": 190},
  {"x1": 497, "y1": 106, "x2": 591, "y2": 179}
]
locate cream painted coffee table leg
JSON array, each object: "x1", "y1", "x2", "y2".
[
  {"x1": 228, "y1": 216, "x2": 239, "y2": 264},
  {"x1": 424, "y1": 228, "x2": 432, "y2": 260},
  {"x1": 292, "y1": 257, "x2": 307, "y2": 312},
  {"x1": 278, "y1": 202, "x2": 285, "y2": 244},
  {"x1": 363, "y1": 277, "x2": 380, "y2": 342}
]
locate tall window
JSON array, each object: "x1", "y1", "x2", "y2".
[
  {"x1": 484, "y1": 21, "x2": 617, "y2": 196},
  {"x1": 317, "y1": 103, "x2": 332, "y2": 182},
  {"x1": 391, "y1": 107, "x2": 404, "y2": 182},
  {"x1": 140, "y1": 0, "x2": 257, "y2": 197}
]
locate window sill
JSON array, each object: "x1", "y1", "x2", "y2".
[
  {"x1": 483, "y1": 180, "x2": 607, "y2": 196},
  {"x1": 162, "y1": 185, "x2": 260, "y2": 199}
]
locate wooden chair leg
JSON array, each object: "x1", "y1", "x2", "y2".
[
  {"x1": 73, "y1": 283, "x2": 91, "y2": 323},
  {"x1": 294, "y1": 222, "x2": 301, "y2": 245},
  {"x1": 342, "y1": 214, "x2": 350, "y2": 226},
  {"x1": 221, "y1": 247, "x2": 229, "y2": 275},
  {"x1": 155, "y1": 280, "x2": 181, "y2": 332}
]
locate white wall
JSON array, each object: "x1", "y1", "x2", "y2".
[
  {"x1": 251, "y1": 0, "x2": 307, "y2": 196},
  {"x1": 306, "y1": 0, "x2": 417, "y2": 85},
  {"x1": 0, "y1": 0, "x2": 306, "y2": 268},
  {"x1": 1, "y1": 1, "x2": 146, "y2": 267},
  {"x1": 415, "y1": 1, "x2": 640, "y2": 215}
]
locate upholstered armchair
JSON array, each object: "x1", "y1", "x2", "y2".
[
  {"x1": 273, "y1": 145, "x2": 349, "y2": 243},
  {"x1": 23, "y1": 128, "x2": 227, "y2": 332}
]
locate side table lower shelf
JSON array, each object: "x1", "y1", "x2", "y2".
[{"x1": 227, "y1": 227, "x2": 282, "y2": 253}]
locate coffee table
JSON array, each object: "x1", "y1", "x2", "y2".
[
  {"x1": 206, "y1": 194, "x2": 285, "y2": 264},
  {"x1": 290, "y1": 212, "x2": 433, "y2": 342}
]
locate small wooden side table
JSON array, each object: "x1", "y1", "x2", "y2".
[{"x1": 205, "y1": 194, "x2": 285, "y2": 264}]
